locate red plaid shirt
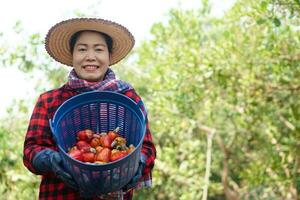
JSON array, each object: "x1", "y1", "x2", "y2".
[{"x1": 23, "y1": 84, "x2": 156, "y2": 200}]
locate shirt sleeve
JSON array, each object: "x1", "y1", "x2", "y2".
[
  {"x1": 23, "y1": 94, "x2": 56, "y2": 175},
  {"x1": 124, "y1": 89, "x2": 156, "y2": 188}
]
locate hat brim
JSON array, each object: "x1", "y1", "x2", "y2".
[{"x1": 45, "y1": 18, "x2": 135, "y2": 66}]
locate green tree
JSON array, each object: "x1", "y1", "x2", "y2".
[{"x1": 128, "y1": 0, "x2": 300, "y2": 199}]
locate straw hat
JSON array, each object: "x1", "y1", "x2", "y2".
[{"x1": 45, "y1": 18, "x2": 135, "y2": 66}]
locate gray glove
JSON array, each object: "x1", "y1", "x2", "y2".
[{"x1": 32, "y1": 149, "x2": 78, "y2": 189}]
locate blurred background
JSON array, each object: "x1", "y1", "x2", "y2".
[{"x1": 0, "y1": 0, "x2": 299, "y2": 199}]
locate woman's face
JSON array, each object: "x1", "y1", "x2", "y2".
[{"x1": 72, "y1": 31, "x2": 110, "y2": 82}]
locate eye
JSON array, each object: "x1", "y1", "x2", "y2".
[
  {"x1": 78, "y1": 48, "x2": 87, "y2": 52},
  {"x1": 95, "y1": 48, "x2": 104, "y2": 52}
]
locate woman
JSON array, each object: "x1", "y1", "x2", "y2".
[{"x1": 23, "y1": 18, "x2": 156, "y2": 200}]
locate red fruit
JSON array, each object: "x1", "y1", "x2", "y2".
[
  {"x1": 77, "y1": 129, "x2": 94, "y2": 142},
  {"x1": 95, "y1": 146, "x2": 104, "y2": 154},
  {"x1": 93, "y1": 133, "x2": 101, "y2": 139},
  {"x1": 69, "y1": 149, "x2": 83, "y2": 162},
  {"x1": 110, "y1": 150, "x2": 128, "y2": 162},
  {"x1": 90, "y1": 137, "x2": 101, "y2": 148},
  {"x1": 76, "y1": 140, "x2": 91, "y2": 150},
  {"x1": 107, "y1": 127, "x2": 120, "y2": 141},
  {"x1": 81, "y1": 146, "x2": 96, "y2": 154},
  {"x1": 82, "y1": 152, "x2": 95, "y2": 163},
  {"x1": 127, "y1": 144, "x2": 135, "y2": 154},
  {"x1": 95, "y1": 148, "x2": 111, "y2": 163},
  {"x1": 100, "y1": 134, "x2": 112, "y2": 148}
]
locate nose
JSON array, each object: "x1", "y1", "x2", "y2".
[{"x1": 85, "y1": 50, "x2": 96, "y2": 61}]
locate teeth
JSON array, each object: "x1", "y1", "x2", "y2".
[{"x1": 84, "y1": 65, "x2": 98, "y2": 69}]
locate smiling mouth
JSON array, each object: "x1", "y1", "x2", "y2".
[{"x1": 83, "y1": 65, "x2": 99, "y2": 70}]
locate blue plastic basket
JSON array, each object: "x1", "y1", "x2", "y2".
[{"x1": 49, "y1": 91, "x2": 146, "y2": 197}]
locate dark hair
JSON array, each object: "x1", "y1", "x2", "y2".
[{"x1": 69, "y1": 30, "x2": 113, "y2": 54}]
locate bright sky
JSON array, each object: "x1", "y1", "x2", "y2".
[{"x1": 0, "y1": 0, "x2": 236, "y2": 116}]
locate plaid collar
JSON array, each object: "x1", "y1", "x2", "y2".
[{"x1": 67, "y1": 68, "x2": 133, "y2": 93}]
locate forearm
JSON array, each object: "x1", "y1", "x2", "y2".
[
  {"x1": 23, "y1": 95, "x2": 56, "y2": 175},
  {"x1": 23, "y1": 132, "x2": 56, "y2": 175}
]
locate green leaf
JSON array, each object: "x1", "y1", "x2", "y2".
[
  {"x1": 256, "y1": 18, "x2": 266, "y2": 25},
  {"x1": 273, "y1": 17, "x2": 281, "y2": 27},
  {"x1": 260, "y1": 1, "x2": 268, "y2": 12}
]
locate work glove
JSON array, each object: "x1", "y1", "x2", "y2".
[
  {"x1": 122, "y1": 158, "x2": 146, "y2": 191},
  {"x1": 32, "y1": 149, "x2": 78, "y2": 190}
]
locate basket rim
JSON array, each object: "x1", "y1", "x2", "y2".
[{"x1": 50, "y1": 91, "x2": 146, "y2": 126}]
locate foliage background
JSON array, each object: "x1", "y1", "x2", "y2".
[{"x1": 0, "y1": 0, "x2": 299, "y2": 199}]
